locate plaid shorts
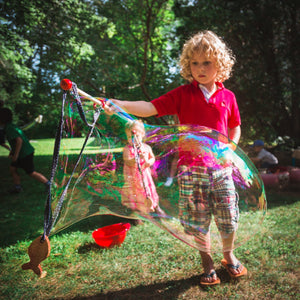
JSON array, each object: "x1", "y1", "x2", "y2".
[{"x1": 178, "y1": 165, "x2": 239, "y2": 234}]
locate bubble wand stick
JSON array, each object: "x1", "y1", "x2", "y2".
[
  {"x1": 60, "y1": 79, "x2": 134, "y2": 123},
  {"x1": 60, "y1": 78, "x2": 106, "y2": 108}
]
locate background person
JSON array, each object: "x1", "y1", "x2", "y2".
[
  {"x1": 122, "y1": 120, "x2": 160, "y2": 214},
  {"x1": 0, "y1": 107, "x2": 50, "y2": 193},
  {"x1": 250, "y1": 140, "x2": 278, "y2": 169}
]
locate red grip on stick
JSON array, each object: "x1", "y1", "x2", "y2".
[
  {"x1": 60, "y1": 78, "x2": 105, "y2": 109},
  {"x1": 60, "y1": 79, "x2": 73, "y2": 90}
]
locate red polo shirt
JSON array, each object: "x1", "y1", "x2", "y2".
[{"x1": 151, "y1": 80, "x2": 241, "y2": 136}]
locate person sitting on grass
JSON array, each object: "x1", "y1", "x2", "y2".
[
  {"x1": 250, "y1": 140, "x2": 278, "y2": 170},
  {"x1": 0, "y1": 107, "x2": 50, "y2": 193}
]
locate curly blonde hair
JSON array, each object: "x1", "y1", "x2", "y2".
[
  {"x1": 125, "y1": 119, "x2": 145, "y2": 138},
  {"x1": 179, "y1": 31, "x2": 235, "y2": 83}
]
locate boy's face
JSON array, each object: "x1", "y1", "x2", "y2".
[
  {"x1": 190, "y1": 52, "x2": 218, "y2": 89},
  {"x1": 253, "y1": 145, "x2": 263, "y2": 153}
]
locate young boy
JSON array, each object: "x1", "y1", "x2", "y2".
[
  {"x1": 251, "y1": 139, "x2": 278, "y2": 169},
  {"x1": 105, "y1": 30, "x2": 246, "y2": 285},
  {"x1": 0, "y1": 107, "x2": 50, "y2": 193}
]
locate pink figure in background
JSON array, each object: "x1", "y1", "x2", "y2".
[{"x1": 122, "y1": 120, "x2": 159, "y2": 214}]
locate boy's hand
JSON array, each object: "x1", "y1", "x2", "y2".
[
  {"x1": 228, "y1": 141, "x2": 237, "y2": 151},
  {"x1": 104, "y1": 99, "x2": 123, "y2": 115},
  {"x1": 103, "y1": 100, "x2": 114, "y2": 115}
]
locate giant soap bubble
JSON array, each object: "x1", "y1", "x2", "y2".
[{"x1": 48, "y1": 81, "x2": 266, "y2": 253}]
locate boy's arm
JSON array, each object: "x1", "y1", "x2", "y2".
[
  {"x1": 228, "y1": 125, "x2": 241, "y2": 145},
  {"x1": 105, "y1": 100, "x2": 157, "y2": 117},
  {"x1": 251, "y1": 157, "x2": 260, "y2": 163},
  {"x1": 12, "y1": 137, "x2": 22, "y2": 162}
]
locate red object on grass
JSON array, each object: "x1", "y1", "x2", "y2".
[
  {"x1": 92, "y1": 223, "x2": 131, "y2": 248},
  {"x1": 260, "y1": 171, "x2": 290, "y2": 187},
  {"x1": 289, "y1": 168, "x2": 300, "y2": 183},
  {"x1": 60, "y1": 79, "x2": 73, "y2": 90}
]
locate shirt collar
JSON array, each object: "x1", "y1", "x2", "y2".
[{"x1": 191, "y1": 80, "x2": 224, "y2": 90}]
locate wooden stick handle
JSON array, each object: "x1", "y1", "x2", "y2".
[{"x1": 60, "y1": 79, "x2": 105, "y2": 107}]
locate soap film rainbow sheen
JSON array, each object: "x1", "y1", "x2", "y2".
[{"x1": 50, "y1": 98, "x2": 266, "y2": 253}]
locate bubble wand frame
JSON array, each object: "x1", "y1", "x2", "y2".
[
  {"x1": 61, "y1": 80, "x2": 153, "y2": 212},
  {"x1": 62, "y1": 79, "x2": 153, "y2": 212},
  {"x1": 22, "y1": 79, "x2": 102, "y2": 278}
]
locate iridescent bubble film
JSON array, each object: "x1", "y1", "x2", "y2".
[{"x1": 50, "y1": 97, "x2": 267, "y2": 253}]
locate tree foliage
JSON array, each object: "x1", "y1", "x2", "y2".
[
  {"x1": 1, "y1": 0, "x2": 299, "y2": 147},
  {"x1": 173, "y1": 0, "x2": 300, "y2": 146}
]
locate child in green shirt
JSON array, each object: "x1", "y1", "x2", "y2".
[{"x1": 0, "y1": 107, "x2": 50, "y2": 193}]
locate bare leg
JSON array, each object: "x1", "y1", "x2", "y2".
[
  {"x1": 10, "y1": 165, "x2": 21, "y2": 185},
  {"x1": 196, "y1": 232, "x2": 218, "y2": 283},
  {"x1": 221, "y1": 231, "x2": 245, "y2": 275},
  {"x1": 29, "y1": 171, "x2": 49, "y2": 184},
  {"x1": 169, "y1": 156, "x2": 178, "y2": 178},
  {"x1": 164, "y1": 155, "x2": 178, "y2": 186},
  {"x1": 199, "y1": 251, "x2": 218, "y2": 283}
]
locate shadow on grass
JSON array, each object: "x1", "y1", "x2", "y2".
[
  {"x1": 265, "y1": 186, "x2": 300, "y2": 208},
  {"x1": 0, "y1": 154, "x2": 132, "y2": 247},
  {"x1": 64, "y1": 270, "x2": 232, "y2": 300},
  {"x1": 0, "y1": 155, "x2": 52, "y2": 247},
  {"x1": 74, "y1": 277, "x2": 200, "y2": 299}
]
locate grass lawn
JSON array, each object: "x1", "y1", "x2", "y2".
[{"x1": 0, "y1": 139, "x2": 299, "y2": 299}]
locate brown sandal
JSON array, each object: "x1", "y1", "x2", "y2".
[
  {"x1": 200, "y1": 271, "x2": 221, "y2": 286},
  {"x1": 221, "y1": 258, "x2": 247, "y2": 278}
]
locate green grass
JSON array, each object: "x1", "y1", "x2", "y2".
[{"x1": 0, "y1": 139, "x2": 300, "y2": 299}]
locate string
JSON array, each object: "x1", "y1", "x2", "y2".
[
  {"x1": 42, "y1": 90, "x2": 66, "y2": 241},
  {"x1": 42, "y1": 84, "x2": 102, "y2": 239}
]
